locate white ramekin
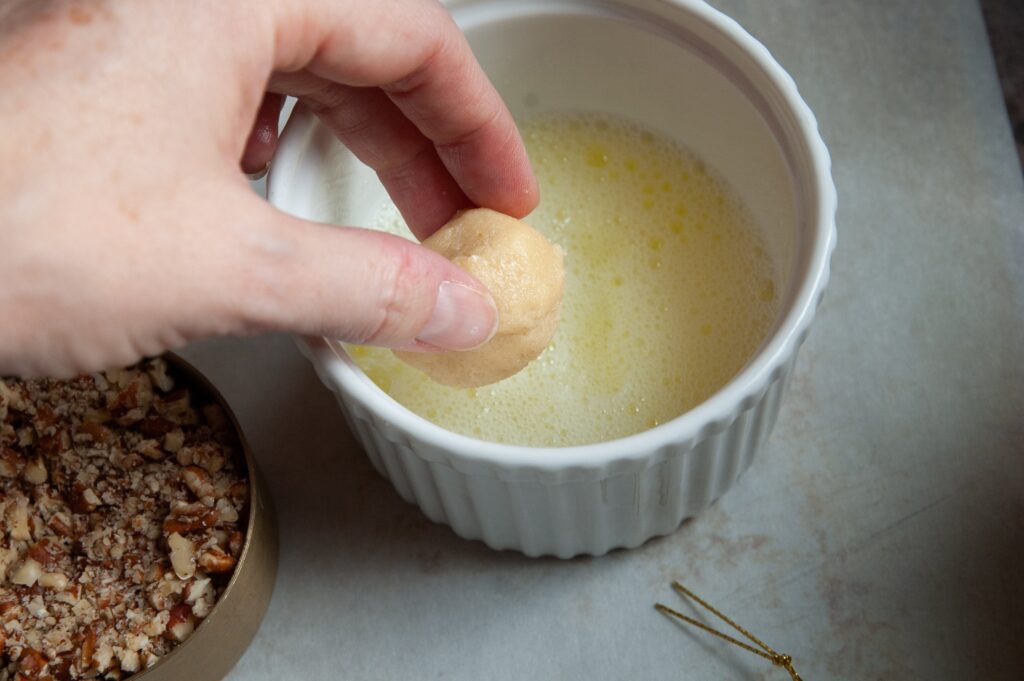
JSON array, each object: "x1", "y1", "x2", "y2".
[{"x1": 268, "y1": 0, "x2": 836, "y2": 558}]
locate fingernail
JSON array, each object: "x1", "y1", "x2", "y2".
[
  {"x1": 417, "y1": 281, "x2": 498, "y2": 351},
  {"x1": 246, "y1": 162, "x2": 271, "y2": 181}
]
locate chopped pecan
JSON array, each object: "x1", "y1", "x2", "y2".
[
  {"x1": 36, "y1": 430, "x2": 70, "y2": 457},
  {"x1": 226, "y1": 481, "x2": 248, "y2": 507},
  {"x1": 6, "y1": 498, "x2": 31, "y2": 541},
  {"x1": 17, "y1": 647, "x2": 48, "y2": 675},
  {"x1": 38, "y1": 572, "x2": 69, "y2": 591},
  {"x1": 154, "y1": 389, "x2": 196, "y2": 425},
  {"x1": 108, "y1": 382, "x2": 139, "y2": 414},
  {"x1": 50, "y1": 654, "x2": 73, "y2": 680},
  {"x1": 165, "y1": 604, "x2": 195, "y2": 643},
  {"x1": 214, "y1": 497, "x2": 239, "y2": 523},
  {"x1": 0, "y1": 379, "x2": 26, "y2": 407},
  {"x1": 197, "y1": 547, "x2": 235, "y2": 574},
  {"x1": 137, "y1": 418, "x2": 175, "y2": 439},
  {"x1": 176, "y1": 442, "x2": 225, "y2": 474},
  {"x1": 227, "y1": 530, "x2": 245, "y2": 557},
  {"x1": 162, "y1": 429, "x2": 184, "y2": 453},
  {"x1": 145, "y1": 359, "x2": 175, "y2": 393},
  {"x1": 163, "y1": 502, "x2": 218, "y2": 534},
  {"x1": 133, "y1": 439, "x2": 165, "y2": 462},
  {"x1": 2, "y1": 363, "x2": 248, "y2": 680},
  {"x1": 34, "y1": 405, "x2": 58, "y2": 431},
  {"x1": 77, "y1": 622, "x2": 96, "y2": 667},
  {"x1": 166, "y1": 533, "x2": 195, "y2": 580},
  {"x1": 67, "y1": 483, "x2": 100, "y2": 513},
  {"x1": 180, "y1": 466, "x2": 214, "y2": 502},
  {"x1": 75, "y1": 420, "x2": 114, "y2": 444},
  {"x1": 10, "y1": 558, "x2": 42, "y2": 586},
  {"x1": 26, "y1": 539, "x2": 62, "y2": 568},
  {"x1": 22, "y1": 457, "x2": 47, "y2": 485},
  {"x1": 0, "y1": 446, "x2": 25, "y2": 478}
]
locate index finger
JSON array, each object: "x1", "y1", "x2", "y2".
[{"x1": 270, "y1": 0, "x2": 539, "y2": 218}]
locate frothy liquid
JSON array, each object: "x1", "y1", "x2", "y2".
[{"x1": 350, "y1": 114, "x2": 779, "y2": 447}]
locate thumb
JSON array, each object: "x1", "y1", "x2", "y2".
[{"x1": 222, "y1": 199, "x2": 498, "y2": 351}]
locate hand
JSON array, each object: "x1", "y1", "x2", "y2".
[{"x1": 0, "y1": 0, "x2": 538, "y2": 377}]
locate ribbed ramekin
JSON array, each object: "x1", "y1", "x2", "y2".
[{"x1": 270, "y1": 0, "x2": 836, "y2": 558}]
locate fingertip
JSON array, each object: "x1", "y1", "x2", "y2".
[
  {"x1": 432, "y1": 107, "x2": 541, "y2": 221},
  {"x1": 412, "y1": 279, "x2": 498, "y2": 351},
  {"x1": 228, "y1": 204, "x2": 500, "y2": 352},
  {"x1": 504, "y1": 164, "x2": 541, "y2": 219},
  {"x1": 503, "y1": 120, "x2": 542, "y2": 217},
  {"x1": 487, "y1": 131, "x2": 541, "y2": 219}
]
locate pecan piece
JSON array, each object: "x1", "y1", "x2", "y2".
[
  {"x1": 18, "y1": 647, "x2": 48, "y2": 675},
  {"x1": 197, "y1": 547, "x2": 236, "y2": 574},
  {"x1": 108, "y1": 381, "x2": 139, "y2": 413},
  {"x1": 163, "y1": 428, "x2": 185, "y2": 453},
  {"x1": 75, "y1": 420, "x2": 114, "y2": 444},
  {"x1": 137, "y1": 416, "x2": 176, "y2": 438},
  {"x1": 36, "y1": 429, "x2": 70, "y2": 457},
  {"x1": 165, "y1": 604, "x2": 195, "y2": 642},
  {"x1": 167, "y1": 532, "x2": 196, "y2": 580},
  {"x1": 134, "y1": 438, "x2": 165, "y2": 461},
  {"x1": 67, "y1": 483, "x2": 101, "y2": 513},
  {"x1": 77, "y1": 626, "x2": 96, "y2": 675},
  {"x1": 6, "y1": 499, "x2": 31, "y2": 541},
  {"x1": 227, "y1": 481, "x2": 248, "y2": 506},
  {"x1": 22, "y1": 457, "x2": 47, "y2": 485},
  {"x1": 26, "y1": 539, "x2": 63, "y2": 569},
  {"x1": 176, "y1": 442, "x2": 225, "y2": 474},
  {"x1": 38, "y1": 571, "x2": 69, "y2": 591},
  {"x1": 34, "y1": 404, "x2": 58, "y2": 431},
  {"x1": 163, "y1": 502, "x2": 218, "y2": 534},
  {"x1": 10, "y1": 558, "x2": 42, "y2": 586},
  {"x1": 227, "y1": 530, "x2": 245, "y2": 557},
  {"x1": 181, "y1": 466, "x2": 215, "y2": 502},
  {"x1": 146, "y1": 358, "x2": 175, "y2": 393},
  {"x1": 0, "y1": 446, "x2": 25, "y2": 478},
  {"x1": 155, "y1": 389, "x2": 196, "y2": 425}
]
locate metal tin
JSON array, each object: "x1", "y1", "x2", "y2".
[{"x1": 132, "y1": 354, "x2": 278, "y2": 681}]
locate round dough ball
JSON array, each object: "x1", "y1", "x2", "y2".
[{"x1": 395, "y1": 208, "x2": 564, "y2": 388}]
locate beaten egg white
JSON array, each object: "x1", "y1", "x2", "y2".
[{"x1": 350, "y1": 113, "x2": 779, "y2": 447}]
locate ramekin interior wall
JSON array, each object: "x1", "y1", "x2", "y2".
[{"x1": 308, "y1": 0, "x2": 801, "y2": 317}]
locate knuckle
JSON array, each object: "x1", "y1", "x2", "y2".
[
  {"x1": 359, "y1": 238, "x2": 432, "y2": 345},
  {"x1": 375, "y1": 142, "x2": 435, "y2": 187},
  {"x1": 302, "y1": 82, "x2": 356, "y2": 116},
  {"x1": 382, "y1": 5, "x2": 456, "y2": 95}
]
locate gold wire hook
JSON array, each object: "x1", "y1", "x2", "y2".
[{"x1": 654, "y1": 581, "x2": 802, "y2": 681}]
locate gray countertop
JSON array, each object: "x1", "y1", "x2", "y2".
[{"x1": 188, "y1": 1, "x2": 1024, "y2": 678}]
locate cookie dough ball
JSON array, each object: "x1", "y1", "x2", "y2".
[{"x1": 395, "y1": 208, "x2": 564, "y2": 388}]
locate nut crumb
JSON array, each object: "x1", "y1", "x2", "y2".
[{"x1": 1, "y1": 359, "x2": 248, "y2": 680}]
